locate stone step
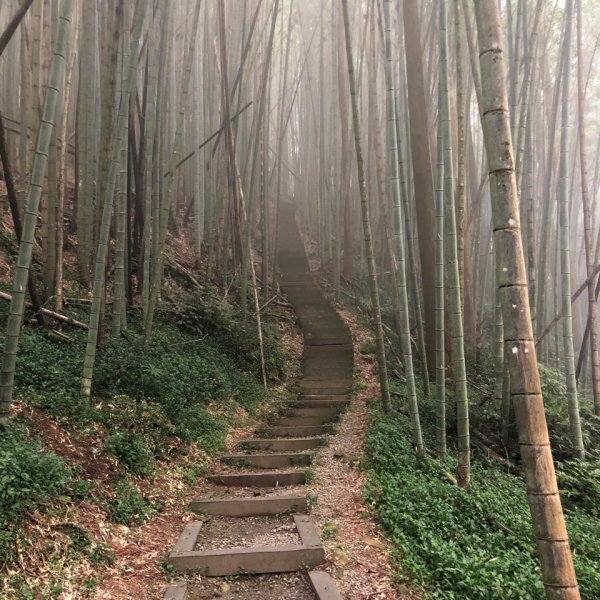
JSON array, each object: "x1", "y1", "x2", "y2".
[
  {"x1": 208, "y1": 469, "x2": 307, "y2": 487},
  {"x1": 309, "y1": 571, "x2": 343, "y2": 600},
  {"x1": 256, "y1": 425, "x2": 333, "y2": 438},
  {"x1": 274, "y1": 416, "x2": 336, "y2": 427},
  {"x1": 220, "y1": 451, "x2": 315, "y2": 469},
  {"x1": 168, "y1": 515, "x2": 324, "y2": 576},
  {"x1": 190, "y1": 495, "x2": 308, "y2": 516},
  {"x1": 238, "y1": 437, "x2": 327, "y2": 451}
]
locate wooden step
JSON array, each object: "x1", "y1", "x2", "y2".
[
  {"x1": 163, "y1": 582, "x2": 187, "y2": 600},
  {"x1": 220, "y1": 451, "x2": 315, "y2": 469},
  {"x1": 283, "y1": 406, "x2": 342, "y2": 418},
  {"x1": 275, "y1": 416, "x2": 336, "y2": 428},
  {"x1": 309, "y1": 571, "x2": 343, "y2": 600},
  {"x1": 299, "y1": 379, "x2": 352, "y2": 388},
  {"x1": 256, "y1": 425, "x2": 333, "y2": 437},
  {"x1": 190, "y1": 495, "x2": 308, "y2": 516},
  {"x1": 168, "y1": 515, "x2": 324, "y2": 575},
  {"x1": 298, "y1": 387, "x2": 352, "y2": 396},
  {"x1": 238, "y1": 437, "x2": 327, "y2": 451},
  {"x1": 292, "y1": 398, "x2": 350, "y2": 408},
  {"x1": 208, "y1": 469, "x2": 307, "y2": 487}
]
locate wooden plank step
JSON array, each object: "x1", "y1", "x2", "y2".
[
  {"x1": 274, "y1": 416, "x2": 336, "y2": 428},
  {"x1": 256, "y1": 425, "x2": 333, "y2": 437},
  {"x1": 207, "y1": 470, "x2": 307, "y2": 487},
  {"x1": 309, "y1": 571, "x2": 343, "y2": 600},
  {"x1": 283, "y1": 406, "x2": 342, "y2": 418},
  {"x1": 168, "y1": 544, "x2": 324, "y2": 575},
  {"x1": 220, "y1": 451, "x2": 315, "y2": 469},
  {"x1": 238, "y1": 437, "x2": 327, "y2": 451},
  {"x1": 168, "y1": 514, "x2": 324, "y2": 576},
  {"x1": 299, "y1": 379, "x2": 352, "y2": 388},
  {"x1": 163, "y1": 582, "x2": 187, "y2": 600},
  {"x1": 189, "y1": 495, "x2": 308, "y2": 516},
  {"x1": 298, "y1": 387, "x2": 352, "y2": 396},
  {"x1": 292, "y1": 398, "x2": 350, "y2": 408},
  {"x1": 173, "y1": 521, "x2": 203, "y2": 553}
]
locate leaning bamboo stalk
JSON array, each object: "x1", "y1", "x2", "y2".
[
  {"x1": 474, "y1": 2, "x2": 580, "y2": 597},
  {"x1": 0, "y1": 0, "x2": 36, "y2": 56}
]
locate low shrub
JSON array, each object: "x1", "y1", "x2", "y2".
[
  {"x1": 105, "y1": 480, "x2": 154, "y2": 526},
  {"x1": 104, "y1": 430, "x2": 154, "y2": 476},
  {"x1": 0, "y1": 423, "x2": 71, "y2": 560}
]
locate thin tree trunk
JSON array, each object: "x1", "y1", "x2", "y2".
[
  {"x1": 576, "y1": 0, "x2": 600, "y2": 416},
  {"x1": 341, "y1": 0, "x2": 391, "y2": 415}
]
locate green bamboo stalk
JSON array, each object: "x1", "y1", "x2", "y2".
[
  {"x1": 558, "y1": 0, "x2": 584, "y2": 460},
  {"x1": 0, "y1": 0, "x2": 74, "y2": 421},
  {"x1": 383, "y1": 0, "x2": 423, "y2": 457},
  {"x1": 341, "y1": 0, "x2": 391, "y2": 416},
  {"x1": 434, "y1": 32, "x2": 446, "y2": 459},
  {"x1": 240, "y1": 0, "x2": 279, "y2": 316},
  {"x1": 144, "y1": 0, "x2": 202, "y2": 342},
  {"x1": 440, "y1": 0, "x2": 469, "y2": 486},
  {"x1": 112, "y1": 3, "x2": 130, "y2": 338},
  {"x1": 80, "y1": 0, "x2": 149, "y2": 399}
]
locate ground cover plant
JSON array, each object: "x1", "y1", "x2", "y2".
[{"x1": 364, "y1": 387, "x2": 600, "y2": 600}]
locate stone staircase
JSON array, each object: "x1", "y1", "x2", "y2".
[{"x1": 164, "y1": 202, "x2": 351, "y2": 599}]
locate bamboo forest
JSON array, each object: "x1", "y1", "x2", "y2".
[{"x1": 0, "y1": 0, "x2": 599, "y2": 598}]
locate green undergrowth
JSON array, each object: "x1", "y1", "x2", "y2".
[
  {"x1": 0, "y1": 284, "x2": 291, "y2": 597},
  {"x1": 0, "y1": 422, "x2": 71, "y2": 561},
  {"x1": 364, "y1": 390, "x2": 600, "y2": 599}
]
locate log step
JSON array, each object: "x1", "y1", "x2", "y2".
[
  {"x1": 220, "y1": 451, "x2": 315, "y2": 469},
  {"x1": 238, "y1": 437, "x2": 327, "y2": 451},
  {"x1": 189, "y1": 495, "x2": 308, "y2": 516},
  {"x1": 207, "y1": 469, "x2": 307, "y2": 487},
  {"x1": 256, "y1": 425, "x2": 333, "y2": 438}
]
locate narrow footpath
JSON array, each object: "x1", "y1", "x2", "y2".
[{"x1": 163, "y1": 202, "x2": 354, "y2": 599}]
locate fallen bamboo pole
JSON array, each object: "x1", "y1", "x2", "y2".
[{"x1": 0, "y1": 291, "x2": 88, "y2": 329}]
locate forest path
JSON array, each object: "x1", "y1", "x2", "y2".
[{"x1": 163, "y1": 202, "x2": 353, "y2": 599}]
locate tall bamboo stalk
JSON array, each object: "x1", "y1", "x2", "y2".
[
  {"x1": 80, "y1": 0, "x2": 149, "y2": 399},
  {"x1": 0, "y1": 0, "x2": 74, "y2": 421},
  {"x1": 341, "y1": 0, "x2": 391, "y2": 416},
  {"x1": 383, "y1": 0, "x2": 423, "y2": 456},
  {"x1": 474, "y1": 2, "x2": 580, "y2": 596}
]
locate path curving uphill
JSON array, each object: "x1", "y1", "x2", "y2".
[{"x1": 164, "y1": 202, "x2": 353, "y2": 600}]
